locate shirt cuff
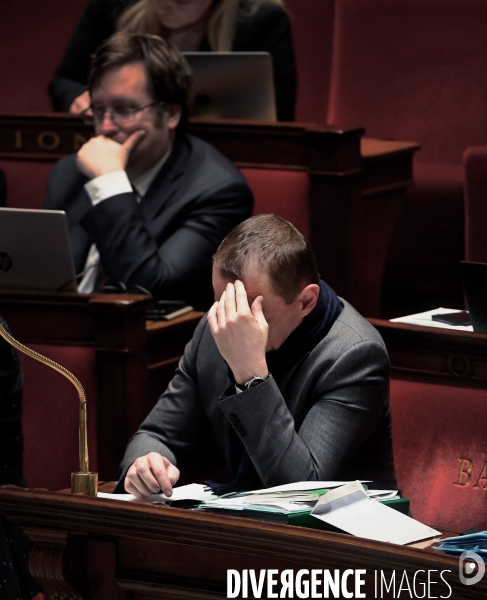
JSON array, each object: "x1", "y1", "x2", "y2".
[{"x1": 84, "y1": 171, "x2": 133, "y2": 206}]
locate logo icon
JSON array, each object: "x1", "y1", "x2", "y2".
[
  {"x1": 459, "y1": 551, "x2": 485, "y2": 586},
  {"x1": 0, "y1": 252, "x2": 12, "y2": 271}
]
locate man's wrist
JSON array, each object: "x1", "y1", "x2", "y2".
[
  {"x1": 234, "y1": 366, "x2": 269, "y2": 386},
  {"x1": 84, "y1": 170, "x2": 132, "y2": 205},
  {"x1": 235, "y1": 373, "x2": 270, "y2": 392}
]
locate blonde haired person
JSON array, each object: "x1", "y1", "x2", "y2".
[{"x1": 49, "y1": 0, "x2": 296, "y2": 120}]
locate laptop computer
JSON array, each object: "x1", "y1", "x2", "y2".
[
  {"x1": 0, "y1": 207, "x2": 77, "y2": 292},
  {"x1": 459, "y1": 260, "x2": 487, "y2": 332},
  {"x1": 183, "y1": 52, "x2": 277, "y2": 121}
]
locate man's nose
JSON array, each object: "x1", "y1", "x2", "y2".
[{"x1": 97, "y1": 110, "x2": 119, "y2": 135}]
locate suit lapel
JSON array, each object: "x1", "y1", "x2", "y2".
[
  {"x1": 140, "y1": 135, "x2": 189, "y2": 223},
  {"x1": 67, "y1": 184, "x2": 94, "y2": 273}
]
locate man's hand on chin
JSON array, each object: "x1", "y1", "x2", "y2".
[
  {"x1": 207, "y1": 280, "x2": 269, "y2": 386},
  {"x1": 76, "y1": 130, "x2": 146, "y2": 179}
]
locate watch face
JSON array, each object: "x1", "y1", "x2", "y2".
[{"x1": 247, "y1": 377, "x2": 266, "y2": 389}]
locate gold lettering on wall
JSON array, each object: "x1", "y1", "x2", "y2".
[
  {"x1": 473, "y1": 461, "x2": 487, "y2": 489},
  {"x1": 454, "y1": 457, "x2": 473, "y2": 486},
  {"x1": 73, "y1": 133, "x2": 88, "y2": 151},
  {"x1": 37, "y1": 131, "x2": 61, "y2": 150},
  {"x1": 14, "y1": 131, "x2": 22, "y2": 149}
]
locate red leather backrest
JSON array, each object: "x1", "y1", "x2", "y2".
[
  {"x1": 20, "y1": 344, "x2": 98, "y2": 491},
  {"x1": 285, "y1": 0, "x2": 334, "y2": 124},
  {"x1": 241, "y1": 168, "x2": 310, "y2": 237},
  {"x1": 0, "y1": 0, "x2": 86, "y2": 111},
  {"x1": 390, "y1": 378, "x2": 487, "y2": 531},
  {"x1": 0, "y1": 162, "x2": 312, "y2": 239},
  {"x1": 464, "y1": 146, "x2": 487, "y2": 263},
  {"x1": 0, "y1": 160, "x2": 51, "y2": 209},
  {"x1": 328, "y1": 0, "x2": 487, "y2": 164}
]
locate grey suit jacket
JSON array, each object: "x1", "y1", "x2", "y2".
[{"x1": 118, "y1": 299, "x2": 397, "y2": 490}]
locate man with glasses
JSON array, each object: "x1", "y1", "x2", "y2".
[{"x1": 44, "y1": 32, "x2": 253, "y2": 308}]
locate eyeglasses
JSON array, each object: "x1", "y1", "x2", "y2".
[{"x1": 81, "y1": 102, "x2": 160, "y2": 126}]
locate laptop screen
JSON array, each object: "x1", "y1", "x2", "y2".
[{"x1": 0, "y1": 208, "x2": 77, "y2": 293}]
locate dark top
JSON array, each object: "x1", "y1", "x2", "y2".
[
  {"x1": 0, "y1": 318, "x2": 40, "y2": 600},
  {"x1": 0, "y1": 168, "x2": 6, "y2": 207},
  {"x1": 44, "y1": 133, "x2": 253, "y2": 309},
  {"x1": 49, "y1": 0, "x2": 296, "y2": 121},
  {"x1": 0, "y1": 318, "x2": 24, "y2": 488}
]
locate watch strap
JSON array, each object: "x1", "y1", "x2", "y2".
[{"x1": 236, "y1": 374, "x2": 270, "y2": 391}]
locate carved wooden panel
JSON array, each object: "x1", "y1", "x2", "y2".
[{"x1": 23, "y1": 526, "x2": 86, "y2": 600}]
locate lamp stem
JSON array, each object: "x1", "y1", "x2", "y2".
[{"x1": 0, "y1": 323, "x2": 97, "y2": 496}]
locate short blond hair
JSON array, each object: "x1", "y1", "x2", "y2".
[{"x1": 117, "y1": 0, "x2": 286, "y2": 51}]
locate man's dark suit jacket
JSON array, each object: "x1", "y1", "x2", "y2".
[{"x1": 44, "y1": 134, "x2": 253, "y2": 309}]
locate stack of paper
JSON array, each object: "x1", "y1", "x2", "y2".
[
  {"x1": 197, "y1": 481, "x2": 371, "y2": 515},
  {"x1": 197, "y1": 481, "x2": 399, "y2": 517},
  {"x1": 98, "y1": 480, "x2": 434, "y2": 546}
]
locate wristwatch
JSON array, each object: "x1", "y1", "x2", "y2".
[{"x1": 235, "y1": 374, "x2": 270, "y2": 392}]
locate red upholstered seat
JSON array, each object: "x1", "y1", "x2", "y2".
[
  {"x1": 241, "y1": 168, "x2": 310, "y2": 237},
  {"x1": 0, "y1": 160, "x2": 51, "y2": 209},
  {"x1": 0, "y1": 161, "x2": 312, "y2": 239},
  {"x1": 390, "y1": 379, "x2": 487, "y2": 531},
  {"x1": 383, "y1": 162, "x2": 464, "y2": 311},
  {"x1": 20, "y1": 344, "x2": 98, "y2": 491},
  {"x1": 329, "y1": 0, "x2": 487, "y2": 313},
  {"x1": 285, "y1": 0, "x2": 334, "y2": 124},
  {"x1": 464, "y1": 146, "x2": 487, "y2": 263},
  {"x1": 0, "y1": 0, "x2": 86, "y2": 111}
]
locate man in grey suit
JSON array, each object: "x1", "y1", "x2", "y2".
[
  {"x1": 44, "y1": 33, "x2": 253, "y2": 309},
  {"x1": 120, "y1": 214, "x2": 397, "y2": 497}
]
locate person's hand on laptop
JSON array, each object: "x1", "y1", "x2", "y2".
[
  {"x1": 125, "y1": 452, "x2": 180, "y2": 498},
  {"x1": 76, "y1": 130, "x2": 146, "y2": 179}
]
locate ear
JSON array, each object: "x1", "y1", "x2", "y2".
[
  {"x1": 298, "y1": 284, "x2": 320, "y2": 317},
  {"x1": 164, "y1": 103, "x2": 183, "y2": 131}
]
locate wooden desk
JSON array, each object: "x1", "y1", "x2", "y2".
[
  {"x1": 0, "y1": 486, "x2": 482, "y2": 600},
  {"x1": 0, "y1": 290, "x2": 203, "y2": 487},
  {"x1": 0, "y1": 114, "x2": 419, "y2": 316},
  {"x1": 367, "y1": 318, "x2": 487, "y2": 388}
]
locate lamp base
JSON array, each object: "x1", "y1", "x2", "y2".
[{"x1": 71, "y1": 471, "x2": 98, "y2": 496}]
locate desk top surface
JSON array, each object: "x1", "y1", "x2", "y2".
[{"x1": 0, "y1": 485, "x2": 483, "y2": 598}]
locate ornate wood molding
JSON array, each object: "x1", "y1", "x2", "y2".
[
  {"x1": 0, "y1": 486, "x2": 482, "y2": 600},
  {"x1": 368, "y1": 318, "x2": 487, "y2": 388},
  {"x1": 23, "y1": 525, "x2": 86, "y2": 600},
  {"x1": 0, "y1": 113, "x2": 365, "y2": 173}
]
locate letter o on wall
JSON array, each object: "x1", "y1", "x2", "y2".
[{"x1": 37, "y1": 131, "x2": 61, "y2": 150}]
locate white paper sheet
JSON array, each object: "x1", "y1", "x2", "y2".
[
  {"x1": 311, "y1": 481, "x2": 440, "y2": 545},
  {"x1": 391, "y1": 307, "x2": 473, "y2": 331},
  {"x1": 97, "y1": 483, "x2": 215, "y2": 503}
]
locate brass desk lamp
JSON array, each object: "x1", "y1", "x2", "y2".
[{"x1": 0, "y1": 323, "x2": 98, "y2": 496}]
